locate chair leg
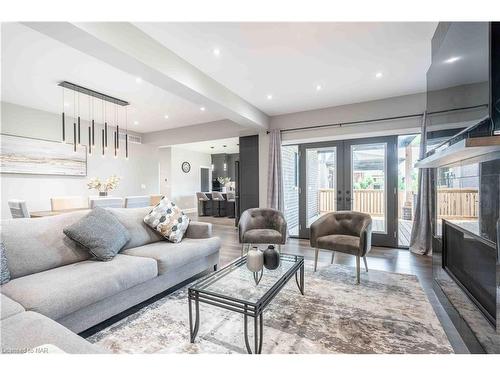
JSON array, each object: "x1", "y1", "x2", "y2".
[
  {"x1": 363, "y1": 256, "x2": 368, "y2": 272},
  {"x1": 331, "y1": 251, "x2": 335, "y2": 264},
  {"x1": 356, "y1": 256, "x2": 361, "y2": 284},
  {"x1": 278, "y1": 244, "x2": 282, "y2": 254},
  {"x1": 314, "y1": 248, "x2": 319, "y2": 272},
  {"x1": 241, "y1": 243, "x2": 247, "y2": 257}
]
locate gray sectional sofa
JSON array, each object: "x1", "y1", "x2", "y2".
[{"x1": 0, "y1": 207, "x2": 221, "y2": 354}]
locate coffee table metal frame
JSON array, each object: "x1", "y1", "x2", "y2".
[{"x1": 188, "y1": 254, "x2": 305, "y2": 354}]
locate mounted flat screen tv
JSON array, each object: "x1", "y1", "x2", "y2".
[{"x1": 426, "y1": 22, "x2": 500, "y2": 148}]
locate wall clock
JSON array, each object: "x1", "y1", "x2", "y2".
[{"x1": 181, "y1": 161, "x2": 191, "y2": 173}]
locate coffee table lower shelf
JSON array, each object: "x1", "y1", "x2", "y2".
[{"x1": 188, "y1": 255, "x2": 305, "y2": 354}]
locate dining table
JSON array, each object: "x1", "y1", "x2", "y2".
[{"x1": 30, "y1": 208, "x2": 89, "y2": 218}]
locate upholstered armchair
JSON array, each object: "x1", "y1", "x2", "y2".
[
  {"x1": 310, "y1": 211, "x2": 372, "y2": 284},
  {"x1": 238, "y1": 208, "x2": 288, "y2": 256}
]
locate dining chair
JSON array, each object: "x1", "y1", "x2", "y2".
[
  {"x1": 8, "y1": 200, "x2": 30, "y2": 218},
  {"x1": 89, "y1": 197, "x2": 124, "y2": 209},
  {"x1": 150, "y1": 195, "x2": 163, "y2": 206},
  {"x1": 50, "y1": 196, "x2": 88, "y2": 211},
  {"x1": 124, "y1": 196, "x2": 151, "y2": 208}
]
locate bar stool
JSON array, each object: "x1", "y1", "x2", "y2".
[
  {"x1": 226, "y1": 191, "x2": 236, "y2": 218},
  {"x1": 211, "y1": 191, "x2": 226, "y2": 217},
  {"x1": 196, "y1": 192, "x2": 212, "y2": 216}
]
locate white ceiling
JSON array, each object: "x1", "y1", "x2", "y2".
[
  {"x1": 136, "y1": 22, "x2": 437, "y2": 116},
  {"x1": 1, "y1": 23, "x2": 224, "y2": 133},
  {"x1": 172, "y1": 137, "x2": 239, "y2": 154},
  {"x1": 2, "y1": 22, "x2": 438, "y2": 135}
]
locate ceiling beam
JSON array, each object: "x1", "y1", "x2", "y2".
[{"x1": 23, "y1": 22, "x2": 269, "y2": 130}]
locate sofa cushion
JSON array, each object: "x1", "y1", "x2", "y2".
[
  {"x1": 107, "y1": 207, "x2": 164, "y2": 250},
  {"x1": 1, "y1": 311, "x2": 107, "y2": 354},
  {"x1": 122, "y1": 237, "x2": 221, "y2": 275},
  {"x1": 317, "y1": 234, "x2": 360, "y2": 255},
  {"x1": 1, "y1": 294, "x2": 25, "y2": 320},
  {"x1": 1, "y1": 255, "x2": 157, "y2": 320},
  {"x1": 1, "y1": 243, "x2": 10, "y2": 285},
  {"x1": 143, "y1": 198, "x2": 190, "y2": 243},
  {"x1": 63, "y1": 207, "x2": 131, "y2": 261},
  {"x1": 0, "y1": 211, "x2": 92, "y2": 279}
]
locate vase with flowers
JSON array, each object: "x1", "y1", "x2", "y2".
[
  {"x1": 217, "y1": 176, "x2": 231, "y2": 193},
  {"x1": 87, "y1": 175, "x2": 120, "y2": 197}
]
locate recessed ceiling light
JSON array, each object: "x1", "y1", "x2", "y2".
[
  {"x1": 213, "y1": 48, "x2": 221, "y2": 57},
  {"x1": 200, "y1": 107, "x2": 206, "y2": 111},
  {"x1": 135, "y1": 77, "x2": 142, "y2": 84},
  {"x1": 375, "y1": 72, "x2": 383, "y2": 78},
  {"x1": 133, "y1": 120, "x2": 139, "y2": 125},
  {"x1": 164, "y1": 114, "x2": 169, "y2": 119},
  {"x1": 316, "y1": 84, "x2": 322, "y2": 91},
  {"x1": 267, "y1": 94, "x2": 273, "y2": 100},
  {"x1": 444, "y1": 56, "x2": 461, "y2": 64}
]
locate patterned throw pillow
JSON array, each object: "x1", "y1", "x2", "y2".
[
  {"x1": 1, "y1": 242, "x2": 11, "y2": 285},
  {"x1": 143, "y1": 197, "x2": 190, "y2": 243}
]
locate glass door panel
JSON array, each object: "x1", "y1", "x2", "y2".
[
  {"x1": 350, "y1": 143, "x2": 387, "y2": 233},
  {"x1": 281, "y1": 145, "x2": 299, "y2": 236},
  {"x1": 306, "y1": 147, "x2": 337, "y2": 228},
  {"x1": 344, "y1": 137, "x2": 397, "y2": 247}
]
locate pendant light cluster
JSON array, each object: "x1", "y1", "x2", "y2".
[{"x1": 60, "y1": 81, "x2": 130, "y2": 160}]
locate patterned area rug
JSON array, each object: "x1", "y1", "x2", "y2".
[{"x1": 88, "y1": 263, "x2": 453, "y2": 354}]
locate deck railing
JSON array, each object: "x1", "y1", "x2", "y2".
[
  {"x1": 437, "y1": 188, "x2": 479, "y2": 219},
  {"x1": 319, "y1": 188, "x2": 384, "y2": 216},
  {"x1": 319, "y1": 187, "x2": 479, "y2": 219}
]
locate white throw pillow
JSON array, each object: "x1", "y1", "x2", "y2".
[{"x1": 143, "y1": 197, "x2": 190, "y2": 243}]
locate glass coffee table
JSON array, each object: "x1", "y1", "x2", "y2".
[{"x1": 188, "y1": 253, "x2": 304, "y2": 354}]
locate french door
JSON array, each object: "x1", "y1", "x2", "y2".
[{"x1": 296, "y1": 136, "x2": 398, "y2": 247}]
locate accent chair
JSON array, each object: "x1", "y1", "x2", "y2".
[
  {"x1": 238, "y1": 208, "x2": 288, "y2": 256},
  {"x1": 310, "y1": 211, "x2": 372, "y2": 284}
]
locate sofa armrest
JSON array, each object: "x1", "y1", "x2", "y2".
[{"x1": 185, "y1": 221, "x2": 213, "y2": 239}]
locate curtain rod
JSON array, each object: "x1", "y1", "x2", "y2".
[{"x1": 265, "y1": 104, "x2": 488, "y2": 134}]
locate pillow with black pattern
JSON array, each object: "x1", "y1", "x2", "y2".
[{"x1": 143, "y1": 197, "x2": 190, "y2": 243}]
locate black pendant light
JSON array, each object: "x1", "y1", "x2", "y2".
[
  {"x1": 91, "y1": 97, "x2": 95, "y2": 148},
  {"x1": 73, "y1": 90, "x2": 77, "y2": 152},
  {"x1": 114, "y1": 131, "x2": 117, "y2": 158},
  {"x1": 125, "y1": 106, "x2": 129, "y2": 160},
  {"x1": 61, "y1": 87, "x2": 66, "y2": 143},
  {"x1": 77, "y1": 92, "x2": 81, "y2": 145},
  {"x1": 101, "y1": 128, "x2": 105, "y2": 157},
  {"x1": 87, "y1": 95, "x2": 91, "y2": 155}
]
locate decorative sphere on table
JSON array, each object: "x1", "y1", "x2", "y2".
[
  {"x1": 264, "y1": 245, "x2": 280, "y2": 270},
  {"x1": 246, "y1": 247, "x2": 264, "y2": 272}
]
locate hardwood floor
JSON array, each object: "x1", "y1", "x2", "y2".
[{"x1": 190, "y1": 214, "x2": 470, "y2": 353}]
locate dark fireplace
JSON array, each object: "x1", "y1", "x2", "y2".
[{"x1": 442, "y1": 220, "x2": 497, "y2": 326}]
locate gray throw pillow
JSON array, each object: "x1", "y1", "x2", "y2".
[
  {"x1": 1, "y1": 242, "x2": 11, "y2": 285},
  {"x1": 63, "y1": 207, "x2": 131, "y2": 261}
]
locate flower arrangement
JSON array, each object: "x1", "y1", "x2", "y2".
[
  {"x1": 87, "y1": 175, "x2": 120, "y2": 196},
  {"x1": 217, "y1": 176, "x2": 231, "y2": 186}
]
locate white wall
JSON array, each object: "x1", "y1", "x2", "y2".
[
  {"x1": 158, "y1": 146, "x2": 211, "y2": 212},
  {"x1": 1, "y1": 102, "x2": 159, "y2": 218},
  {"x1": 271, "y1": 92, "x2": 427, "y2": 144}
]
